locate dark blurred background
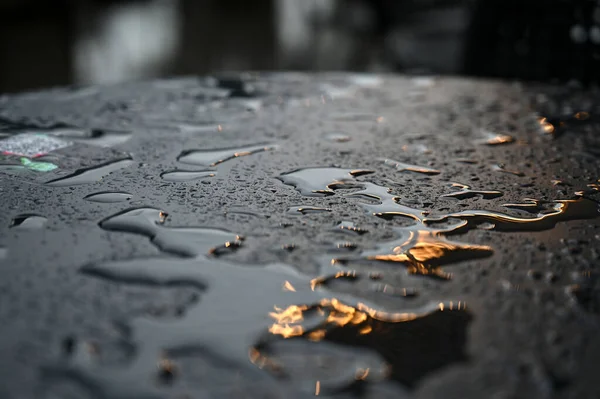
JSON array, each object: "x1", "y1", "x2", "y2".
[{"x1": 1, "y1": 0, "x2": 599, "y2": 93}]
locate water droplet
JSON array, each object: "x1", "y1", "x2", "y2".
[
  {"x1": 70, "y1": 257, "x2": 471, "y2": 396},
  {"x1": 177, "y1": 143, "x2": 277, "y2": 167},
  {"x1": 527, "y1": 270, "x2": 543, "y2": 280},
  {"x1": 46, "y1": 159, "x2": 134, "y2": 187},
  {"x1": 278, "y1": 167, "x2": 373, "y2": 197},
  {"x1": 537, "y1": 117, "x2": 555, "y2": 134},
  {"x1": 383, "y1": 159, "x2": 440, "y2": 175},
  {"x1": 333, "y1": 221, "x2": 368, "y2": 235},
  {"x1": 160, "y1": 170, "x2": 215, "y2": 182},
  {"x1": 84, "y1": 192, "x2": 132, "y2": 203},
  {"x1": 456, "y1": 158, "x2": 478, "y2": 164},
  {"x1": 9, "y1": 214, "x2": 47, "y2": 229},
  {"x1": 491, "y1": 164, "x2": 525, "y2": 177},
  {"x1": 482, "y1": 132, "x2": 515, "y2": 146},
  {"x1": 287, "y1": 206, "x2": 332, "y2": 215},
  {"x1": 441, "y1": 183, "x2": 503, "y2": 200},
  {"x1": 99, "y1": 208, "x2": 242, "y2": 257},
  {"x1": 281, "y1": 244, "x2": 296, "y2": 252},
  {"x1": 324, "y1": 132, "x2": 351, "y2": 143}
]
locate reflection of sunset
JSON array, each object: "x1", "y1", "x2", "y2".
[
  {"x1": 363, "y1": 229, "x2": 493, "y2": 278},
  {"x1": 267, "y1": 297, "x2": 426, "y2": 341}
]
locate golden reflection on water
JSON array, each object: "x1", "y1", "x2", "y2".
[
  {"x1": 485, "y1": 134, "x2": 514, "y2": 145},
  {"x1": 538, "y1": 116, "x2": 555, "y2": 134},
  {"x1": 267, "y1": 293, "x2": 432, "y2": 342},
  {"x1": 357, "y1": 226, "x2": 493, "y2": 278}
]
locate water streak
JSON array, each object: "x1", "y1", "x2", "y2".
[
  {"x1": 426, "y1": 197, "x2": 598, "y2": 233},
  {"x1": 46, "y1": 159, "x2": 134, "y2": 187},
  {"x1": 441, "y1": 183, "x2": 503, "y2": 200},
  {"x1": 178, "y1": 144, "x2": 277, "y2": 166},
  {"x1": 160, "y1": 170, "x2": 215, "y2": 182},
  {"x1": 287, "y1": 206, "x2": 332, "y2": 215},
  {"x1": 383, "y1": 159, "x2": 440, "y2": 175},
  {"x1": 84, "y1": 192, "x2": 132, "y2": 203},
  {"x1": 492, "y1": 164, "x2": 525, "y2": 177}
]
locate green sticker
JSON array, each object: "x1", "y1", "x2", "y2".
[{"x1": 20, "y1": 157, "x2": 57, "y2": 172}]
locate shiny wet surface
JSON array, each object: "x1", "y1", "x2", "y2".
[{"x1": 0, "y1": 74, "x2": 599, "y2": 398}]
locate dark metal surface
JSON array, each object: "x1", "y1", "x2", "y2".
[{"x1": 0, "y1": 73, "x2": 599, "y2": 398}]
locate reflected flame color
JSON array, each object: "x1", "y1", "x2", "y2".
[
  {"x1": 485, "y1": 134, "x2": 514, "y2": 145},
  {"x1": 538, "y1": 117, "x2": 555, "y2": 134}
]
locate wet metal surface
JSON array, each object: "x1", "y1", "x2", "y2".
[{"x1": 0, "y1": 74, "x2": 600, "y2": 398}]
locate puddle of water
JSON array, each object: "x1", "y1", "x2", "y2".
[
  {"x1": 177, "y1": 144, "x2": 277, "y2": 167},
  {"x1": 324, "y1": 132, "x2": 351, "y2": 143},
  {"x1": 0, "y1": 247, "x2": 6, "y2": 259},
  {"x1": 9, "y1": 214, "x2": 48, "y2": 229},
  {"x1": 45, "y1": 159, "x2": 134, "y2": 187},
  {"x1": 333, "y1": 221, "x2": 368, "y2": 235},
  {"x1": 84, "y1": 192, "x2": 132, "y2": 203},
  {"x1": 382, "y1": 159, "x2": 440, "y2": 175},
  {"x1": 278, "y1": 167, "x2": 374, "y2": 197},
  {"x1": 346, "y1": 182, "x2": 428, "y2": 221},
  {"x1": 60, "y1": 257, "x2": 470, "y2": 397},
  {"x1": 336, "y1": 223, "x2": 493, "y2": 279},
  {"x1": 99, "y1": 208, "x2": 242, "y2": 257},
  {"x1": 287, "y1": 206, "x2": 332, "y2": 215},
  {"x1": 441, "y1": 183, "x2": 503, "y2": 200},
  {"x1": 329, "y1": 177, "x2": 599, "y2": 279},
  {"x1": 491, "y1": 164, "x2": 525, "y2": 177},
  {"x1": 160, "y1": 170, "x2": 215, "y2": 182},
  {"x1": 426, "y1": 197, "x2": 599, "y2": 233}
]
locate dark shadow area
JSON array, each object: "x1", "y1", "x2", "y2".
[{"x1": 1, "y1": 0, "x2": 600, "y2": 92}]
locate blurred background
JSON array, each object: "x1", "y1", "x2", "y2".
[{"x1": 1, "y1": 0, "x2": 599, "y2": 93}]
